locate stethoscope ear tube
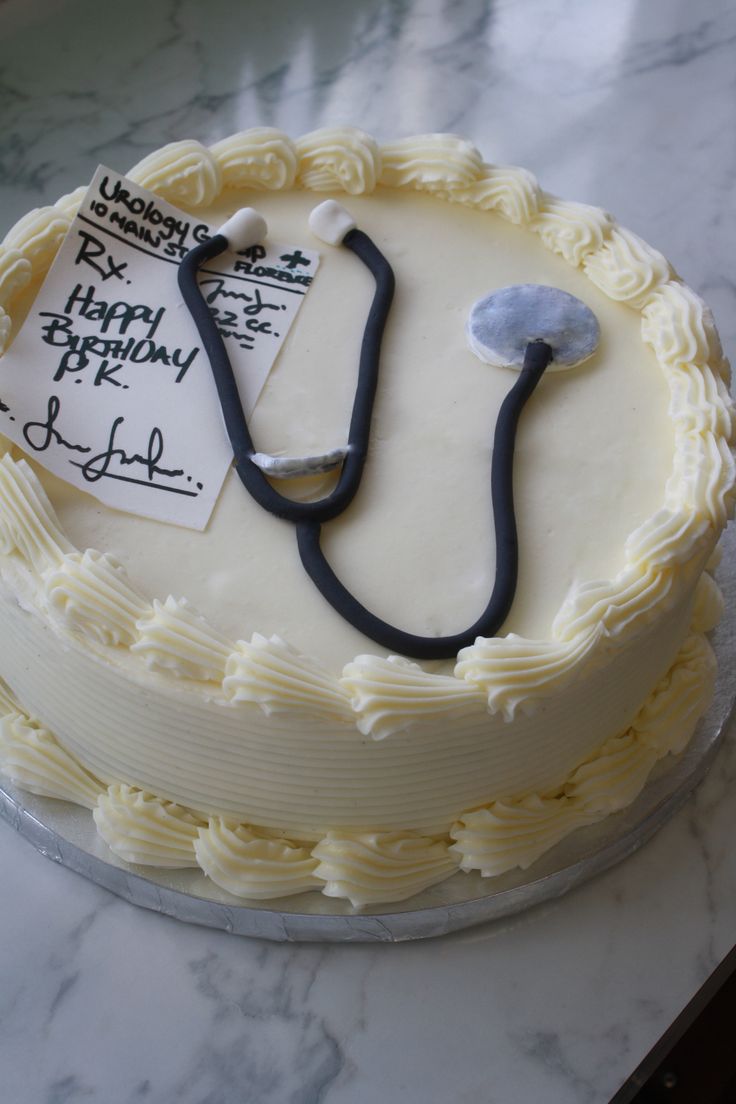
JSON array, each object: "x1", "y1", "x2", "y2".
[
  {"x1": 296, "y1": 339, "x2": 551, "y2": 660},
  {"x1": 178, "y1": 233, "x2": 257, "y2": 469},
  {"x1": 178, "y1": 216, "x2": 551, "y2": 659},
  {"x1": 177, "y1": 227, "x2": 393, "y2": 524}
]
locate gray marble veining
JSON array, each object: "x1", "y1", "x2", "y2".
[{"x1": 1, "y1": 0, "x2": 735, "y2": 1100}]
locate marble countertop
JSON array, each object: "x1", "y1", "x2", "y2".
[{"x1": 1, "y1": 0, "x2": 735, "y2": 1100}]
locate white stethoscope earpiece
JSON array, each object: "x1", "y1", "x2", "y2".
[
  {"x1": 216, "y1": 200, "x2": 357, "y2": 251},
  {"x1": 308, "y1": 199, "x2": 357, "y2": 246},
  {"x1": 213, "y1": 203, "x2": 354, "y2": 480},
  {"x1": 217, "y1": 207, "x2": 269, "y2": 251}
]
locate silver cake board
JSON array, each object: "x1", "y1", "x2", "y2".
[{"x1": 2, "y1": 528, "x2": 735, "y2": 943}]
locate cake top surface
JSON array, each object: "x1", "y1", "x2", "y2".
[{"x1": 0, "y1": 129, "x2": 731, "y2": 677}]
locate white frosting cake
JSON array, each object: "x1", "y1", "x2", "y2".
[{"x1": 0, "y1": 128, "x2": 732, "y2": 908}]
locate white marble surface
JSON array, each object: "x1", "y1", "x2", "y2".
[{"x1": 1, "y1": 0, "x2": 735, "y2": 1100}]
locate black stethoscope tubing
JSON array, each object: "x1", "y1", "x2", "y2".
[
  {"x1": 178, "y1": 228, "x2": 551, "y2": 661},
  {"x1": 297, "y1": 339, "x2": 550, "y2": 660},
  {"x1": 178, "y1": 228, "x2": 394, "y2": 525}
]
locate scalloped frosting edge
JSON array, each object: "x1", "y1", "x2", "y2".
[
  {"x1": 0, "y1": 128, "x2": 732, "y2": 738},
  {"x1": 0, "y1": 616, "x2": 718, "y2": 907}
]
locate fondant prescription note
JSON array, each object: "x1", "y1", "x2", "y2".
[{"x1": 0, "y1": 166, "x2": 319, "y2": 529}]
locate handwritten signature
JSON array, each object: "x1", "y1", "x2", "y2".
[
  {"x1": 23, "y1": 395, "x2": 91, "y2": 455},
  {"x1": 199, "y1": 279, "x2": 284, "y2": 317},
  {"x1": 22, "y1": 395, "x2": 197, "y2": 495}
]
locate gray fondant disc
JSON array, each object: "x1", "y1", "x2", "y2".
[{"x1": 466, "y1": 284, "x2": 600, "y2": 370}]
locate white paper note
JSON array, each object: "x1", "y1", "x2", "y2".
[{"x1": 0, "y1": 166, "x2": 319, "y2": 530}]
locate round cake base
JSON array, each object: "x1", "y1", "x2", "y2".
[{"x1": 2, "y1": 526, "x2": 734, "y2": 942}]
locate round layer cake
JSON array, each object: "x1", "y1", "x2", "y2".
[{"x1": 0, "y1": 129, "x2": 732, "y2": 908}]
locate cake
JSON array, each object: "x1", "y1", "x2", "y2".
[{"x1": 0, "y1": 128, "x2": 732, "y2": 909}]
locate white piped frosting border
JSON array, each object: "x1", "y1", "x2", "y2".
[{"x1": 0, "y1": 618, "x2": 717, "y2": 905}]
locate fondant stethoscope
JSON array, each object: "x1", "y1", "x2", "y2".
[{"x1": 178, "y1": 201, "x2": 599, "y2": 660}]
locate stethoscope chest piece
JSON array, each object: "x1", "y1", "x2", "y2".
[{"x1": 466, "y1": 283, "x2": 600, "y2": 371}]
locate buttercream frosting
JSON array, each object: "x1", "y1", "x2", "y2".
[
  {"x1": 210, "y1": 129, "x2": 298, "y2": 191},
  {"x1": 623, "y1": 507, "x2": 711, "y2": 569},
  {"x1": 0, "y1": 127, "x2": 730, "y2": 907},
  {"x1": 0, "y1": 711, "x2": 101, "y2": 809},
  {"x1": 642, "y1": 282, "x2": 728, "y2": 375},
  {"x1": 379, "y1": 133, "x2": 483, "y2": 191},
  {"x1": 93, "y1": 784, "x2": 203, "y2": 868},
  {"x1": 223, "y1": 633, "x2": 352, "y2": 718},
  {"x1": 0, "y1": 613, "x2": 719, "y2": 904},
  {"x1": 195, "y1": 819, "x2": 321, "y2": 900},
  {"x1": 2, "y1": 205, "x2": 72, "y2": 268},
  {"x1": 551, "y1": 563, "x2": 678, "y2": 642},
  {"x1": 457, "y1": 164, "x2": 541, "y2": 223},
  {"x1": 341, "y1": 654, "x2": 484, "y2": 739},
  {"x1": 450, "y1": 796, "x2": 596, "y2": 878},
  {"x1": 455, "y1": 625, "x2": 604, "y2": 720},
  {"x1": 43, "y1": 549, "x2": 148, "y2": 647},
  {"x1": 530, "y1": 196, "x2": 612, "y2": 266},
  {"x1": 0, "y1": 455, "x2": 72, "y2": 569},
  {"x1": 0, "y1": 249, "x2": 32, "y2": 323},
  {"x1": 131, "y1": 596, "x2": 231, "y2": 683},
  {"x1": 632, "y1": 632, "x2": 716, "y2": 757},
  {"x1": 312, "y1": 831, "x2": 457, "y2": 909},
  {"x1": 692, "y1": 572, "x2": 724, "y2": 633},
  {"x1": 450, "y1": 625, "x2": 716, "y2": 879},
  {"x1": 0, "y1": 309, "x2": 10, "y2": 356},
  {"x1": 127, "y1": 140, "x2": 222, "y2": 207},
  {"x1": 295, "y1": 127, "x2": 381, "y2": 194},
  {"x1": 583, "y1": 226, "x2": 671, "y2": 309}
]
